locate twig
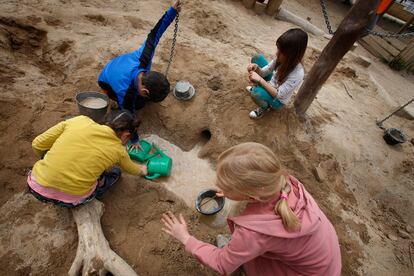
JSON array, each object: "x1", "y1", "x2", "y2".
[
  {"x1": 409, "y1": 242, "x2": 414, "y2": 267},
  {"x1": 342, "y1": 81, "x2": 353, "y2": 99},
  {"x1": 199, "y1": 195, "x2": 217, "y2": 209}
]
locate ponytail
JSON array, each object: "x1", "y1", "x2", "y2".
[{"x1": 274, "y1": 176, "x2": 301, "y2": 232}]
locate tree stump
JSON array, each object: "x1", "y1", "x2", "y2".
[{"x1": 69, "y1": 200, "x2": 138, "y2": 276}]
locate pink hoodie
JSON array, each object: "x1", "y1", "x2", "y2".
[{"x1": 185, "y1": 176, "x2": 341, "y2": 275}]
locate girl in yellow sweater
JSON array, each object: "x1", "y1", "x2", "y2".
[{"x1": 28, "y1": 110, "x2": 147, "y2": 207}]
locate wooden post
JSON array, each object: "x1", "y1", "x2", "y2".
[
  {"x1": 266, "y1": 0, "x2": 283, "y2": 16},
  {"x1": 398, "y1": 14, "x2": 414, "y2": 34},
  {"x1": 391, "y1": 39, "x2": 414, "y2": 71},
  {"x1": 294, "y1": 0, "x2": 381, "y2": 116},
  {"x1": 243, "y1": 0, "x2": 256, "y2": 9}
]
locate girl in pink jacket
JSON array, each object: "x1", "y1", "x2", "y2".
[{"x1": 162, "y1": 142, "x2": 341, "y2": 275}]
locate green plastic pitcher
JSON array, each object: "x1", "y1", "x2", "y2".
[
  {"x1": 127, "y1": 140, "x2": 158, "y2": 163},
  {"x1": 145, "y1": 144, "x2": 172, "y2": 180}
]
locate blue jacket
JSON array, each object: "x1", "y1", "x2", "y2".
[{"x1": 98, "y1": 7, "x2": 177, "y2": 108}]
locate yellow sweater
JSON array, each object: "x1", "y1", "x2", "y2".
[{"x1": 32, "y1": 116, "x2": 141, "y2": 196}]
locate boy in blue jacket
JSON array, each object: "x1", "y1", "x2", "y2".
[{"x1": 98, "y1": 0, "x2": 181, "y2": 113}]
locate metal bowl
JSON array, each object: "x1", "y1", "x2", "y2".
[
  {"x1": 173, "y1": 81, "x2": 195, "y2": 100},
  {"x1": 383, "y1": 128, "x2": 407, "y2": 145},
  {"x1": 76, "y1": 91, "x2": 109, "y2": 123},
  {"x1": 195, "y1": 189, "x2": 225, "y2": 215}
]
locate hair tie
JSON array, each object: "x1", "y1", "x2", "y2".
[
  {"x1": 112, "y1": 111, "x2": 133, "y2": 124},
  {"x1": 279, "y1": 192, "x2": 288, "y2": 201}
]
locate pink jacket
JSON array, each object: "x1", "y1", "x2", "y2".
[{"x1": 185, "y1": 176, "x2": 341, "y2": 275}]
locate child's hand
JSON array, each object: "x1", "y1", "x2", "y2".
[
  {"x1": 128, "y1": 142, "x2": 144, "y2": 153},
  {"x1": 249, "y1": 71, "x2": 262, "y2": 84},
  {"x1": 173, "y1": 0, "x2": 182, "y2": 12},
  {"x1": 162, "y1": 211, "x2": 190, "y2": 245},
  {"x1": 141, "y1": 165, "x2": 148, "y2": 176},
  {"x1": 247, "y1": 63, "x2": 258, "y2": 72}
]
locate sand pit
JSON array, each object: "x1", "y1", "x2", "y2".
[
  {"x1": 0, "y1": 0, "x2": 413, "y2": 275},
  {"x1": 144, "y1": 134, "x2": 237, "y2": 228}
]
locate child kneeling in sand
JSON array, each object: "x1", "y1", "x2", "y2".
[
  {"x1": 162, "y1": 142, "x2": 341, "y2": 275},
  {"x1": 247, "y1": 28, "x2": 308, "y2": 119},
  {"x1": 27, "y1": 110, "x2": 147, "y2": 208}
]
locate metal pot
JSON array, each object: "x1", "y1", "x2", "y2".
[{"x1": 76, "y1": 92, "x2": 108, "y2": 123}]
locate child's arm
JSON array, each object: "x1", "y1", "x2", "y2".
[
  {"x1": 249, "y1": 71, "x2": 279, "y2": 98},
  {"x1": 258, "y1": 59, "x2": 276, "y2": 77},
  {"x1": 162, "y1": 212, "x2": 268, "y2": 275},
  {"x1": 135, "y1": 4, "x2": 179, "y2": 71},
  {"x1": 247, "y1": 60, "x2": 276, "y2": 78},
  {"x1": 118, "y1": 150, "x2": 147, "y2": 176},
  {"x1": 32, "y1": 121, "x2": 67, "y2": 158},
  {"x1": 185, "y1": 227, "x2": 268, "y2": 275}
]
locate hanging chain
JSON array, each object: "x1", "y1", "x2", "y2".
[
  {"x1": 320, "y1": 0, "x2": 335, "y2": 35},
  {"x1": 319, "y1": 0, "x2": 414, "y2": 38},
  {"x1": 366, "y1": 29, "x2": 414, "y2": 38},
  {"x1": 165, "y1": 13, "x2": 179, "y2": 78}
]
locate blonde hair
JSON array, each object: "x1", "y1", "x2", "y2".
[{"x1": 216, "y1": 142, "x2": 300, "y2": 232}]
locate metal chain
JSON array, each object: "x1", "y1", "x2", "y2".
[
  {"x1": 366, "y1": 29, "x2": 414, "y2": 38},
  {"x1": 164, "y1": 13, "x2": 179, "y2": 78},
  {"x1": 320, "y1": 0, "x2": 335, "y2": 35},
  {"x1": 319, "y1": 0, "x2": 414, "y2": 38}
]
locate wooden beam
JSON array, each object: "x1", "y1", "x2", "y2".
[
  {"x1": 266, "y1": 0, "x2": 283, "y2": 16},
  {"x1": 398, "y1": 14, "x2": 414, "y2": 34},
  {"x1": 392, "y1": 39, "x2": 414, "y2": 71},
  {"x1": 359, "y1": 36, "x2": 393, "y2": 61},
  {"x1": 294, "y1": 0, "x2": 381, "y2": 116}
]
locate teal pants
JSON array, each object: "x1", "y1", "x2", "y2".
[{"x1": 250, "y1": 54, "x2": 284, "y2": 109}]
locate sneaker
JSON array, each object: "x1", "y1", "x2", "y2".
[
  {"x1": 245, "y1": 86, "x2": 253, "y2": 93},
  {"x1": 95, "y1": 167, "x2": 122, "y2": 199},
  {"x1": 249, "y1": 107, "x2": 268, "y2": 119}
]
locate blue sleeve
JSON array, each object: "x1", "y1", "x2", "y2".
[{"x1": 136, "y1": 7, "x2": 177, "y2": 70}]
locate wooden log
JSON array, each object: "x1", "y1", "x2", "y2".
[
  {"x1": 254, "y1": 1, "x2": 267, "y2": 15},
  {"x1": 266, "y1": 0, "x2": 283, "y2": 16},
  {"x1": 276, "y1": 8, "x2": 325, "y2": 36},
  {"x1": 242, "y1": 0, "x2": 255, "y2": 9},
  {"x1": 69, "y1": 200, "x2": 138, "y2": 276},
  {"x1": 294, "y1": 0, "x2": 382, "y2": 116}
]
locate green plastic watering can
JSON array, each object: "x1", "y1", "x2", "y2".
[
  {"x1": 145, "y1": 144, "x2": 172, "y2": 180},
  {"x1": 127, "y1": 140, "x2": 159, "y2": 163}
]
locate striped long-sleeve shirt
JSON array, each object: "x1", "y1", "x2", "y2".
[{"x1": 98, "y1": 7, "x2": 177, "y2": 108}]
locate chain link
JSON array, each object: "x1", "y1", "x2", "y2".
[
  {"x1": 165, "y1": 13, "x2": 179, "y2": 78},
  {"x1": 366, "y1": 29, "x2": 414, "y2": 38},
  {"x1": 320, "y1": 0, "x2": 335, "y2": 35},
  {"x1": 319, "y1": 0, "x2": 414, "y2": 38}
]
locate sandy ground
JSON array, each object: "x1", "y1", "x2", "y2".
[{"x1": 0, "y1": 0, "x2": 413, "y2": 275}]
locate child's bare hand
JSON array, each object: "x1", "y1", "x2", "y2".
[
  {"x1": 173, "y1": 0, "x2": 182, "y2": 12},
  {"x1": 128, "y1": 142, "x2": 144, "y2": 153},
  {"x1": 141, "y1": 165, "x2": 148, "y2": 176},
  {"x1": 249, "y1": 71, "x2": 262, "y2": 84},
  {"x1": 162, "y1": 211, "x2": 190, "y2": 245},
  {"x1": 247, "y1": 63, "x2": 258, "y2": 72}
]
